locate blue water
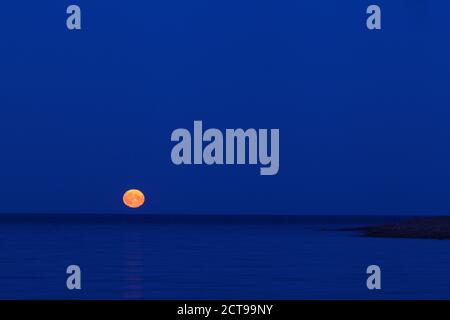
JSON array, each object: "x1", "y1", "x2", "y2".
[{"x1": 0, "y1": 215, "x2": 449, "y2": 299}]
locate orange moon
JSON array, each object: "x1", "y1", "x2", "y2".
[{"x1": 123, "y1": 189, "x2": 145, "y2": 208}]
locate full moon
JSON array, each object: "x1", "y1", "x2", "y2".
[{"x1": 123, "y1": 189, "x2": 145, "y2": 208}]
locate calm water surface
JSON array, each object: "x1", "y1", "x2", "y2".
[{"x1": 0, "y1": 215, "x2": 449, "y2": 299}]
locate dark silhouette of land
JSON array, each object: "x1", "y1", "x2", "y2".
[
  {"x1": 345, "y1": 216, "x2": 450, "y2": 240},
  {"x1": 1, "y1": 214, "x2": 447, "y2": 240}
]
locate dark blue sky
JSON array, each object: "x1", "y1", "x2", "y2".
[{"x1": 1, "y1": 1, "x2": 449, "y2": 214}]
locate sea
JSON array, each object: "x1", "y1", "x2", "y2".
[{"x1": 0, "y1": 214, "x2": 449, "y2": 300}]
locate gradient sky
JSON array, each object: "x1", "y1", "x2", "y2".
[{"x1": 1, "y1": 1, "x2": 449, "y2": 214}]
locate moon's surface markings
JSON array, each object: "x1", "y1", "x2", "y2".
[{"x1": 123, "y1": 189, "x2": 145, "y2": 208}]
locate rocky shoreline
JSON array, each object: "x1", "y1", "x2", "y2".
[{"x1": 343, "y1": 216, "x2": 450, "y2": 240}]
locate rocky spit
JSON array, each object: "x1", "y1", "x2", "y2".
[{"x1": 344, "y1": 217, "x2": 450, "y2": 240}]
